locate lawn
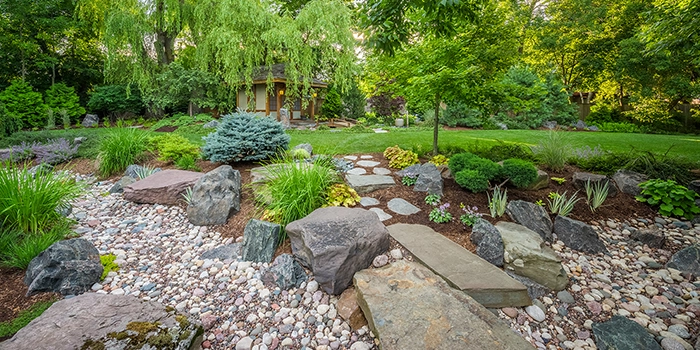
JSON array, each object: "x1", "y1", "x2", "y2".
[{"x1": 289, "y1": 129, "x2": 700, "y2": 163}]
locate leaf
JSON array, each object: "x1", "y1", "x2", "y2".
[
  {"x1": 660, "y1": 203, "x2": 674, "y2": 212},
  {"x1": 672, "y1": 207, "x2": 684, "y2": 216}
]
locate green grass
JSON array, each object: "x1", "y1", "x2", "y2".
[
  {"x1": 0, "y1": 300, "x2": 56, "y2": 339},
  {"x1": 288, "y1": 129, "x2": 700, "y2": 163},
  {"x1": 97, "y1": 128, "x2": 150, "y2": 177}
]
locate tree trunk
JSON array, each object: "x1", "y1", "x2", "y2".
[
  {"x1": 618, "y1": 83, "x2": 624, "y2": 112},
  {"x1": 433, "y1": 92, "x2": 440, "y2": 156}
]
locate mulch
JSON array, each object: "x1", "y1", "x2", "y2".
[{"x1": 0, "y1": 268, "x2": 58, "y2": 324}]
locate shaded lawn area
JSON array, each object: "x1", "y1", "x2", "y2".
[{"x1": 289, "y1": 129, "x2": 700, "y2": 163}]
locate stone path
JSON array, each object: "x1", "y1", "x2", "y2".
[{"x1": 387, "y1": 224, "x2": 531, "y2": 308}]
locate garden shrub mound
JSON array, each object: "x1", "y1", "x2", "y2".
[{"x1": 448, "y1": 152, "x2": 540, "y2": 192}]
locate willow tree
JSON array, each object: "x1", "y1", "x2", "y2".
[{"x1": 79, "y1": 0, "x2": 355, "y2": 113}]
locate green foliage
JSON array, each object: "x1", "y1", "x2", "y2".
[
  {"x1": 462, "y1": 157, "x2": 501, "y2": 181},
  {"x1": 547, "y1": 191, "x2": 581, "y2": 217},
  {"x1": 320, "y1": 85, "x2": 343, "y2": 121},
  {"x1": 624, "y1": 151, "x2": 695, "y2": 185},
  {"x1": 0, "y1": 80, "x2": 47, "y2": 129},
  {"x1": 44, "y1": 83, "x2": 86, "y2": 125},
  {"x1": 425, "y1": 194, "x2": 441, "y2": 206},
  {"x1": 0, "y1": 102, "x2": 21, "y2": 136},
  {"x1": 0, "y1": 165, "x2": 82, "y2": 234},
  {"x1": 100, "y1": 254, "x2": 119, "y2": 280},
  {"x1": 290, "y1": 148, "x2": 311, "y2": 159},
  {"x1": 551, "y1": 177, "x2": 566, "y2": 185},
  {"x1": 533, "y1": 131, "x2": 569, "y2": 172},
  {"x1": 429, "y1": 203, "x2": 453, "y2": 223},
  {"x1": 98, "y1": 128, "x2": 150, "y2": 177},
  {"x1": 150, "y1": 133, "x2": 200, "y2": 163},
  {"x1": 592, "y1": 122, "x2": 649, "y2": 134},
  {"x1": 454, "y1": 169, "x2": 490, "y2": 193},
  {"x1": 478, "y1": 143, "x2": 535, "y2": 163},
  {"x1": 0, "y1": 226, "x2": 68, "y2": 269},
  {"x1": 636, "y1": 179, "x2": 699, "y2": 219},
  {"x1": 401, "y1": 174, "x2": 418, "y2": 186},
  {"x1": 429, "y1": 155, "x2": 449, "y2": 166},
  {"x1": 324, "y1": 183, "x2": 361, "y2": 207},
  {"x1": 202, "y1": 112, "x2": 290, "y2": 163},
  {"x1": 341, "y1": 80, "x2": 366, "y2": 120},
  {"x1": 256, "y1": 157, "x2": 340, "y2": 244},
  {"x1": 447, "y1": 152, "x2": 480, "y2": 175},
  {"x1": 149, "y1": 113, "x2": 214, "y2": 131},
  {"x1": 0, "y1": 300, "x2": 56, "y2": 339},
  {"x1": 87, "y1": 85, "x2": 144, "y2": 120},
  {"x1": 133, "y1": 166, "x2": 159, "y2": 180},
  {"x1": 442, "y1": 102, "x2": 483, "y2": 128},
  {"x1": 459, "y1": 204, "x2": 483, "y2": 227},
  {"x1": 488, "y1": 186, "x2": 508, "y2": 218},
  {"x1": 46, "y1": 109, "x2": 56, "y2": 130},
  {"x1": 383, "y1": 145, "x2": 419, "y2": 170},
  {"x1": 584, "y1": 179, "x2": 609, "y2": 212},
  {"x1": 501, "y1": 158, "x2": 538, "y2": 188}
]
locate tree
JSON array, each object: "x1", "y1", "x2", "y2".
[
  {"x1": 340, "y1": 79, "x2": 366, "y2": 120},
  {"x1": 320, "y1": 85, "x2": 342, "y2": 123},
  {"x1": 0, "y1": 80, "x2": 47, "y2": 129},
  {"x1": 45, "y1": 83, "x2": 86, "y2": 124}
]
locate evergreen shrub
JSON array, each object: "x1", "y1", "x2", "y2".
[
  {"x1": 0, "y1": 80, "x2": 46, "y2": 129},
  {"x1": 501, "y1": 158, "x2": 538, "y2": 188},
  {"x1": 202, "y1": 111, "x2": 290, "y2": 163},
  {"x1": 44, "y1": 83, "x2": 86, "y2": 125},
  {"x1": 454, "y1": 170, "x2": 490, "y2": 193}
]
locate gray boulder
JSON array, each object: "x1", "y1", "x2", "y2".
[
  {"x1": 612, "y1": 170, "x2": 648, "y2": 196},
  {"x1": 0, "y1": 293, "x2": 202, "y2": 350},
  {"x1": 201, "y1": 243, "x2": 241, "y2": 260},
  {"x1": 543, "y1": 121, "x2": 557, "y2": 130},
  {"x1": 666, "y1": 244, "x2": 700, "y2": 278},
  {"x1": 187, "y1": 165, "x2": 241, "y2": 226},
  {"x1": 688, "y1": 180, "x2": 700, "y2": 196},
  {"x1": 286, "y1": 207, "x2": 390, "y2": 295},
  {"x1": 506, "y1": 200, "x2": 553, "y2": 242},
  {"x1": 109, "y1": 176, "x2": 136, "y2": 194},
  {"x1": 505, "y1": 271, "x2": 551, "y2": 300},
  {"x1": 292, "y1": 143, "x2": 313, "y2": 156},
  {"x1": 24, "y1": 238, "x2": 102, "y2": 296},
  {"x1": 413, "y1": 163, "x2": 443, "y2": 196},
  {"x1": 202, "y1": 120, "x2": 220, "y2": 129},
  {"x1": 241, "y1": 219, "x2": 280, "y2": 263},
  {"x1": 81, "y1": 114, "x2": 99, "y2": 127},
  {"x1": 587, "y1": 125, "x2": 599, "y2": 131},
  {"x1": 573, "y1": 172, "x2": 618, "y2": 197},
  {"x1": 574, "y1": 120, "x2": 587, "y2": 129},
  {"x1": 496, "y1": 222, "x2": 568, "y2": 291},
  {"x1": 553, "y1": 216, "x2": 608, "y2": 254},
  {"x1": 470, "y1": 219, "x2": 504, "y2": 267},
  {"x1": 630, "y1": 228, "x2": 666, "y2": 248},
  {"x1": 262, "y1": 254, "x2": 307, "y2": 290},
  {"x1": 526, "y1": 170, "x2": 550, "y2": 190},
  {"x1": 591, "y1": 316, "x2": 661, "y2": 350}
]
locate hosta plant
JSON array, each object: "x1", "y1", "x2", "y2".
[
  {"x1": 636, "y1": 179, "x2": 699, "y2": 219},
  {"x1": 429, "y1": 203, "x2": 453, "y2": 223},
  {"x1": 425, "y1": 194, "x2": 441, "y2": 206},
  {"x1": 325, "y1": 184, "x2": 361, "y2": 207},
  {"x1": 459, "y1": 204, "x2": 483, "y2": 227}
]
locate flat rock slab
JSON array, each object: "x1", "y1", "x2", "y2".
[
  {"x1": 359, "y1": 197, "x2": 380, "y2": 207},
  {"x1": 354, "y1": 260, "x2": 535, "y2": 350},
  {"x1": 360, "y1": 155, "x2": 373, "y2": 159},
  {"x1": 387, "y1": 198, "x2": 420, "y2": 215},
  {"x1": 369, "y1": 208, "x2": 392, "y2": 221},
  {"x1": 345, "y1": 174, "x2": 396, "y2": 194},
  {"x1": 373, "y1": 167, "x2": 391, "y2": 175},
  {"x1": 346, "y1": 167, "x2": 367, "y2": 175},
  {"x1": 344, "y1": 155, "x2": 358, "y2": 161},
  {"x1": 0, "y1": 293, "x2": 202, "y2": 350},
  {"x1": 123, "y1": 169, "x2": 203, "y2": 205},
  {"x1": 356, "y1": 160, "x2": 380, "y2": 167},
  {"x1": 388, "y1": 224, "x2": 530, "y2": 307}
]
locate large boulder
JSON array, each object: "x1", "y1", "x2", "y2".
[
  {"x1": 353, "y1": 260, "x2": 535, "y2": 350},
  {"x1": 24, "y1": 238, "x2": 102, "y2": 296},
  {"x1": 666, "y1": 244, "x2": 700, "y2": 278},
  {"x1": 261, "y1": 254, "x2": 307, "y2": 290},
  {"x1": 591, "y1": 316, "x2": 662, "y2": 350},
  {"x1": 470, "y1": 219, "x2": 504, "y2": 267},
  {"x1": 81, "y1": 114, "x2": 98, "y2": 128},
  {"x1": 286, "y1": 207, "x2": 390, "y2": 295},
  {"x1": 553, "y1": 216, "x2": 608, "y2": 254},
  {"x1": 506, "y1": 200, "x2": 553, "y2": 242},
  {"x1": 345, "y1": 174, "x2": 396, "y2": 194},
  {"x1": 573, "y1": 172, "x2": 618, "y2": 197},
  {"x1": 241, "y1": 219, "x2": 280, "y2": 263},
  {"x1": 613, "y1": 170, "x2": 648, "y2": 196},
  {"x1": 187, "y1": 165, "x2": 241, "y2": 226},
  {"x1": 526, "y1": 170, "x2": 550, "y2": 190},
  {"x1": 123, "y1": 169, "x2": 203, "y2": 205},
  {"x1": 496, "y1": 222, "x2": 568, "y2": 291},
  {"x1": 630, "y1": 228, "x2": 666, "y2": 249},
  {"x1": 689, "y1": 180, "x2": 700, "y2": 196},
  {"x1": 396, "y1": 163, "x2": 443, "y2": 196},
  {"x1": 0, "y1": 293, "x2": 202, "y2": 350}
]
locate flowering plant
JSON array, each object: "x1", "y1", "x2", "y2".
[
  {"x1": 429, "y1": 202, "x2": 453, "y2": 223},
  {"x1": 459, "y1": 203, "x2": 482, "y2": 227}
]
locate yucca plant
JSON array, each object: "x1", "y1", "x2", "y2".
[
  {"x1": 134, "y1": 165, "x2": 159, "y2": 180},
  {"x1": 182, "y1": 186, "x2": 194, "y2": 205},
  {"x1": 488, "y1": 186, "x2": 508, "y2": 218},
  {"x1": 584, "y1": 179, "x2": 609, "y2": 212},
  {"x1": 548, "y1": 191, "x2": 581, "y2": 216},
  {"x1": 97, "y1": 128, "x2": 149, "y2": 177}
]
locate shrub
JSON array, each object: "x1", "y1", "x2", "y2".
[
  {"x1": 447, "y1": 152, "x2": 480, "y2": 175},
  {"x1": 256, "y1": 157, "x2": 339, "y2": 244},
  {"x1": 533, "y1": 131, "x2": 569, "y2": 171},
  {"x1": 454, "y1": 169, "x2": 490, "y2": 193},
  {"x1": 98, "y1": 128, "x2": 149, "y2": 177},
  {"x1": 0, "y1": 80, "x2": 47, "y2": 129},
  {"x1": 0, "y1": 103, "x2": 21, "y2": 137},
  {"x1": 290, "y1": 148, "x2": 311, "y2": 159},
  {"x1": 100, "y1": 254, "x2": 120, "y2": 280},
  {"x1": 637, "y1": 179, "x2": 699, "y2": 219},
  {"x1": 203, "y1": 111, "x2": 290, "y2": 163},
  {"x1": 32, "y1": 139, "x2": 80, "y2": 165},
  {"x1": 482, "y1": 143, "x2": 535, "y2": 162},
  {"x1": 429, "y1": 155, "x2": 449, "y2": 166},
  {"x1": 44, "y1": 83, "x2": 86, "y2": 125},
  {"x1": 625, "y1": 151, "x2": 695, "y2": 185},
  {"x1": 87, "y1": 84, "x2": 144, "y2": 120},
  {"x1": 383, "y1": 145, "x2": 419, "y2": 170},
  {"x1": 0, "y1": 165, "x2": 82, "y2": 234},
  {"x1": 325, "y1": 183, "x2": 361, "y2": 207},
  {"x1": 175, "y1": 155, "x2": 200, "y2": 171},
  {"x1": 151, "y1": 133, "x2": 200, "y2": 163},
  {"x1": 383, "y1": 145, "x2": 403, "y2": 160},
  {"x1": 501, "y1": 158, "x2": 538, "y2": 188},
  {"x1": 441, "y1": 102, "x2": 483, "y2": 128},
  {"x1": 320, "y1": 85, "x2": 342, "y2": 121},
  {"x1": 462, "y1": 157, "x2": 501, "y2": 180}
]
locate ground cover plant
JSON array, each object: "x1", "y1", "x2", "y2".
[
  {"x1": 0, "y1": 299, "x2": 56, "y2": 339},
  {"x1": 97, "y1": 128, "x2": 150, "y2": 177},
  {"x1": 150, "y1": 133, "x2": 201, "y2": 170},
  {"x1": 636, "y1": 179, "x2": 700, "y2": 219}
]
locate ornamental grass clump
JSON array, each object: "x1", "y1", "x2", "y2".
[
  {"x1": 203, "y1": 111, "x2": 290, "y2": 163},
  {"x1": 548, "y1": 191, "x2": 581, "y2": 216},
  {"x1": 256, "y1": 156, "x2": 340, "y2": 244},
  {"x1": 584, "y1": 179, "x2": 609, "y2": 212},
  {"x1": 98, "y1": 128, "x2": 149, "y2": 177},
  {"x1": 533, "y1": 131, "x2": 570, "y2": 172},
  {"x1": 488, "y1": 186, "x2": 508, "y2": 218}
]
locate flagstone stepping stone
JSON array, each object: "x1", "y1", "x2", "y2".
[
  {"x1": 369, "y1": 208, "x2": 392, "y2": 221},
  {"x1": 373, "y1": 167, "x2": 391, "y2": 175},
  {"x1": 359, "y1": 197, "x2": 380, "y2": 207},
  {"x1": 354, "y1": 260, "x2": 535, "y2": 350},
  {"x1": 360, "y1": 155, "x2": 373, "y2": 159},
  {"x1": 344, "y1": 155, "x2": 358, "y2": 161},
  {"x1": 346, "y1": 167, "x2": 367, "y2": 175},
  {"x1": 345, "y1": 174, "x2": 396, "y2": 194},
  {"x1": 356, "y1": 160, "x2": 381, "y2": 167},
  {"x1": 387, "y1": 198, "x2": 420, "y2": 215},
  {"x1": 373, "y1": 128, "x2": 388, "y2": 133},
  {"x1": 387, "y1": 224, "x2": 530, "y2": 307}
]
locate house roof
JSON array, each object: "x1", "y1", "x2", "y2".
[{"x1": 252, "y1": 64, "x2": 328, "y2": 88}]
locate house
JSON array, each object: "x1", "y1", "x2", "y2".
[{"x1": 236, "y1": 64, "x2": 326, "y2": 121}]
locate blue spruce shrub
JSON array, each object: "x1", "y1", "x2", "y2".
[{"x1": 202, "y1": 111, "x2": 290, "y2": 162}]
